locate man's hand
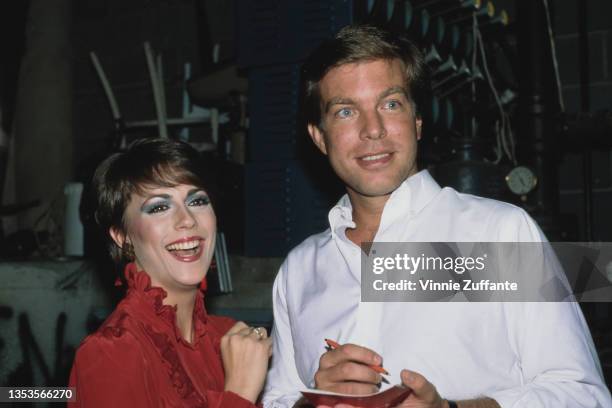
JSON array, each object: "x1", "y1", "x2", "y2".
[
  {"x1": 315, "y1": 369, "x2": 500, "y2": 408},
  {"x1": 395, "y1": 369, "x2": 446, "y2": 408},
  {"x1": 396, "y1": 370, "x2": 499, "y2": 408},
  {"x1": 314, "y1": 343, "x2": 384, "y2": 395},
  {"x1": 315, "y1": 370, "x2": 445, "y2": 408}
]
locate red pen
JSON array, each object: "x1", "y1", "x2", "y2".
[{"x1": 325, "y1": 338, "x2": 389, "y2": 375}]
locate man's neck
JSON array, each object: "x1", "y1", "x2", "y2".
[{"x1": 345, "y1": 190, "x2": 391, "y2": 245}]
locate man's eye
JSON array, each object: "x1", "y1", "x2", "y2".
[
  {"x1": 384, "y1": 100, "x2": 401, "y2": 110},
  {"x1": 188, "y1": 196, "x2": 211, "y2": 207},
  {"x1": 336, "y1": 108, "x2": 353, "y2": 118}
]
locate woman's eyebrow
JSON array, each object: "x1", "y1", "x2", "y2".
[
  {"x1": 143, "y1": 193, "x2": 171, "y2": 201},
  {"x1": 186, "y1": 189, "x2": 207, "y2": 198}
]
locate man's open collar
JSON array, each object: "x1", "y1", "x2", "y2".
[{"x1": 328, "y1": 170, "x2": 442, "y2": 238}]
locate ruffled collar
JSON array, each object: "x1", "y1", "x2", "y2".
[{"x1": 123, "y1": 262, "x2": 209, "y2": 347}]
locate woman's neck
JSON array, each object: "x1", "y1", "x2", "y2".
[{"x1": 165, "y1": 289, "x2": 198, "y2": 344}]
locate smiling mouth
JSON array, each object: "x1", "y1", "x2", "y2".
[
  {"x1": 165, "y1": 239, "x2": 204, "y2": 261},
  {"x1": 357, "y1": 152, "x2": 393, "y2": 167},
  {"x1": 360, "y1": 152, "x2": 391, "y2": 161}
]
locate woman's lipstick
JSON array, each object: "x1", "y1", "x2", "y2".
[{"x1": 165, "y1": 237, "x2": 205, "y2": 262}]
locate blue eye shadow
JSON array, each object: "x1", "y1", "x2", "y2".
[
  {"x1": 141, "y1": 198, "x2": 171, "y2": 213},
  {"x1": 186, "y1": 193, "x2": 210, "y2": 206}
]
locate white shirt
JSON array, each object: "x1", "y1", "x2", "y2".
[{"x1": 262, "y1": 170, "x2": 612, "y2": 408}]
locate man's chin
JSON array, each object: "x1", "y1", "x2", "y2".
[
  {"x1": 341, "y1": 168, "x2": 418, "y2": 199},
  {"x1": 347, "y1": 182, "x2": 402, "y2": 198}
]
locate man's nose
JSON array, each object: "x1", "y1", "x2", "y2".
[{"x1": 360, "y1": 110, "x2": 386, "y2": 140}]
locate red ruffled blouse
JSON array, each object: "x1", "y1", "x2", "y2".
[{"x1": 68, "y1": 263, "x2": 257, "y2": 407}]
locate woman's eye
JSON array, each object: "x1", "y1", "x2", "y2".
[
  {"x1": 146, "y1": 204, "x2": 169, "y2": 214},
  {"x1": 188, "y1": 196, "x2": 211, "y2": 207}
]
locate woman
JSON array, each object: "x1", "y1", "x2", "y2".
[{"x1": 69, "y1": 138, "x2": 271, "y2": 407}]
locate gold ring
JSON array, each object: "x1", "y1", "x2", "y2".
[{"x1": 253, "y1": 327, "x2": 264, "y2": 339}]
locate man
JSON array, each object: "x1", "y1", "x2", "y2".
[{"x1": 262, "y1": 25, "x2": 611, "y2": 408}]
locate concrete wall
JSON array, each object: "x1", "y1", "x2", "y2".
[{"x1": 0, "y1": 261, "x2": 117, "y2": 387}]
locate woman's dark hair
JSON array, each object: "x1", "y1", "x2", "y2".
[
  {"x1": 301, "y1": 24, "x2": 427, "y2": 128},
  {"x1": 92, "y1": 138, "x2": 213, "y2": 263}
]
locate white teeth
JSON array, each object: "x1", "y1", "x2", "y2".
[
  {"x1": 166, "y1": 240, "x2": 200, "y2": 251},
  {"x1": 362, "y1": 153, "x2": 390, "y2": 161}
]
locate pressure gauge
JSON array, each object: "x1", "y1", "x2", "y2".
[{"x1": 505, "y1": 166, "x2": 537, "y2": 195}]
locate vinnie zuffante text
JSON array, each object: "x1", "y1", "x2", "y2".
[{"x1": 370, "y1": 253, "x2": 518, "y2": 292}]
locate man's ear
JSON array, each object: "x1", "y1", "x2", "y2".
[
  {"x1": 109, "y1": 227, "x2": 128, "y2": 249},
  {"x1": 307, "y1": 123, "x2": 328, "y2": 155},
  {"x1": 415, "y1": 116, "x2": 423, "y2": 141}
]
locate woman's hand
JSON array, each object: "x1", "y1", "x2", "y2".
[{"x1": 221, "y1": 321, "x2": 272, "y2": 404}]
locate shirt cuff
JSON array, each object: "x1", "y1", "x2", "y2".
[
  {"x1": 220, "y1": 391, "x2": 259, "y2": 408},
  {"x1": 262, "y1": 392, "x2": 303, "y2": 408}
]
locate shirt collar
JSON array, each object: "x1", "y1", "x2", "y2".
[
  {"x1": 328, "y1": 170, "x2": 441, "y2": 238},
  {"x1": 123, "y1": 262, "x2": 209, "y2": 346}
]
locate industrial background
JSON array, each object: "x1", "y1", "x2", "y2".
[{"x1": 0, "y1": 0, "x2": 611, "y2": 396}]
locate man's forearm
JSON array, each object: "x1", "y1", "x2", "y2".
[{"x1": 451, "y1": 397, "x2": 500, "y2": 408}]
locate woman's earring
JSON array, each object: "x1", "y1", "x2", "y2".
[{"x1": 122, "y1": 242, "x2": 135, "y2": 261}]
